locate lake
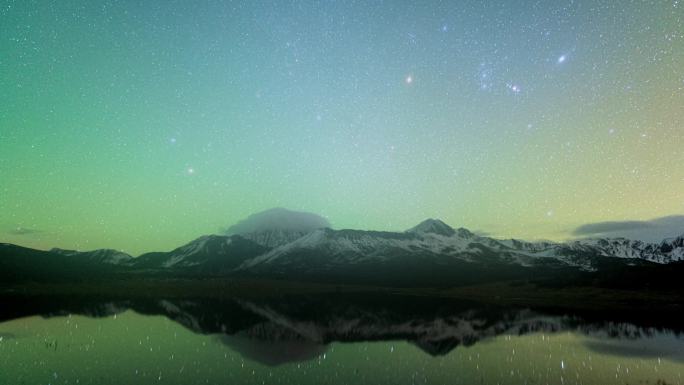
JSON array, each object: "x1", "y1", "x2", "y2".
[{"x1": 0, "y1": 293, "x2": 682, "y2": 385}]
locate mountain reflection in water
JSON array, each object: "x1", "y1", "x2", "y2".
[
  {"x1": 2, "y1": 293, "x2": 684, "y2": 385},
  {"x1": 1, "y1": 293, "x2": 682, "y2": 367}
]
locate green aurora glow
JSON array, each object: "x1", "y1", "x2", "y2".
[{"x1": 1, "y1": 1, "x2": 682, "y2": 255}]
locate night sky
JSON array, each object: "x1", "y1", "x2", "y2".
[{"x1": 1, "y1": 1, "x2": 682, "y2": 255}]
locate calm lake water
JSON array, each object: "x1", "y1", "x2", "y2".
[{"x1": 0, "y1": 294, "x2": 682, "y2": 385}]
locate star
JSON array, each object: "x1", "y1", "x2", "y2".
[
  {"x1": 169, "y1": 137, "x2": 177, "y2": 144},
  {"x1": 405, "y1": 75, "x2": 413, "y2": 84},
  {"x1": 186, "y1": 167, "x2": 195, "y2": 175},
  {"x1": 557, "y1": 54, "x2": 567, "y2": 64},
  {"x1": 507, "y1": 83, "x2": 521, "y2": 93}
]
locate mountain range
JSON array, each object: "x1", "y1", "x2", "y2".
[{"x1": 3, "y1": 208, "x2": 684, "y2": 286}]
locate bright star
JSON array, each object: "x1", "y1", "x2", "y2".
[
  {"x1": 187, "y1": 167, "x2": 195, "y2": 175},
  {"x1": 558, "y1": 55, "x2": 567, "y2": 64},
  {"x1": 405, "y1": 75, "x2": 413, "y2": 84},
  {"x1": 507, "y1": 83, "x2": 521, "y2": 93}
]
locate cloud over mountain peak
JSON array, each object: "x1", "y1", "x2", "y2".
[{"x1": 224, "y1": 208, "x2": 331, "y2": 235}]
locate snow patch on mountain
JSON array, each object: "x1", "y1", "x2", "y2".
[
  {"x1": 237, "y1": 216, "x2": 684, "y2": 273},
  {"x1": 50, "y1": 248, "x2": 133, "y2": 265},
  {"x1": 239, "y1": 229, "x2": 311, "y2": 248},
  {"x1": 407, "y1": 219, "x2": 457, "y2": 237},
  {"x1": 240, "y1": 225, "x2": 507, "y2": 269},
  {"x1": 161, "y1": 235, "x2": 234, "y2": 268}
]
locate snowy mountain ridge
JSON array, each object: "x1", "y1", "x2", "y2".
[
  {"x1": 8, "y1": 218, "x2": 684, "y2": 276},
  {"x1": 50, "y1": 247, "x2": 133, "y2": 265},
  {"x1": 233, "y1": 219, "x2": 684, "y2": 273}
]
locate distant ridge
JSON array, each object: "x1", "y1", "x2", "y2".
[
  {"x1": 2, "y1": 209, "x2": 684, "y2": 286},
  {"x1": 50, "y1": 248, "x2": 133, "y2": 265}
]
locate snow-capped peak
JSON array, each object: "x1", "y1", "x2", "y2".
[
  {"x1": 407, "y1": 219, "x2": 456, "y2": 237},
  {"x1": 222, "y1": 208, "x2": 331, "y2": 248}
]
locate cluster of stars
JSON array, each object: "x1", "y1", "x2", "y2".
[{"x1": 1, "y1": 0, "x2": 682, "y2": 254}]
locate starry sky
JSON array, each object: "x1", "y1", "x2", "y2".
[{"x1": 1, "y1": 1, "x2": 683, "y2": 255}]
